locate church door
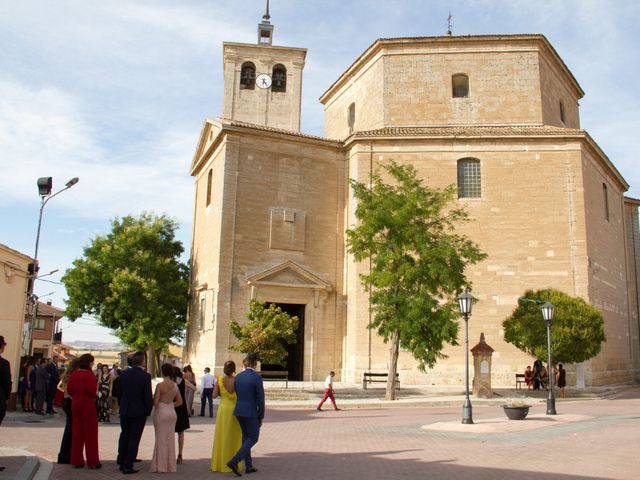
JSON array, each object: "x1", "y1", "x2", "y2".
[{"x1": 262, "y1": 303, "x2": 305, "y2": 381}]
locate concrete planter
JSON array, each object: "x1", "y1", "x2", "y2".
[{"x1": 502, "y1": 405, "x2": 530, "y2": 420}]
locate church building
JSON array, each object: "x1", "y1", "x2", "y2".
[{"x1": 185, "y1": 8, "x2": 640, "y2": 388}]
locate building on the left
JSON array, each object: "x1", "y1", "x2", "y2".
[{"x1": 1, "y1": 243, "x2": 66, "y2": 410}]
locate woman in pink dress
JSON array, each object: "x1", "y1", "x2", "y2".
[{"x1": 150, "y1": 364, "x2": 182, "y2": 473}]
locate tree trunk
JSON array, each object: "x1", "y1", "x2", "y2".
[
  {"x1": 147, "y1": 345, "x2": 158, "y2": 377},
  {"x1": 385, "y1": 329, "x2": 400, "y2": 401}
]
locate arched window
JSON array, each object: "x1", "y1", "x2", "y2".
[
  {"x1": 240, "y1": 62, "x2": 256, "y2": 90},
  {"x1": 206, "y1": 169, "x2": 212, "y2": 206},
  {"x1": 457, "y1": 158, "x2": 481, "y2": 198},
  {"x1": 272, "y1": 64, "x2": 287, "y2": 92},
  {"x1": 452, "y1": 74, "x2": 469, "y2": 98},
  {"x1": 348, "y1": 102, "x2": 356, "y2": 134}
]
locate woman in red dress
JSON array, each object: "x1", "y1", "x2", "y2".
[{"x1": 67, "y1": 353, "x2": 101, "y2": 469}]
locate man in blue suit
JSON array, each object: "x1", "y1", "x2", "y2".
[
  {"x1": 227, "y1": 352, "x2": 265, "y2": 476},
  {"x1": 117, "y1": 352, "x2": 153, "y2": 475}
]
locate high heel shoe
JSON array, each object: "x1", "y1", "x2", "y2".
[{"x1": 177, "y1": 455, "x2": 183, "y2": 464}]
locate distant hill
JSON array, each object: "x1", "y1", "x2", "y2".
[{"x1": 67, "y1": 340, "x2": 123, "y2": 351}]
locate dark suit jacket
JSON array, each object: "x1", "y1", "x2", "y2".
[
  {"x1": 118, "y1": 366, "x2": 153, "y2": 417},
  {"x1": 0, "y1": 357, "x2": 11, "y2": 406},
  {"x1": 233, "y1": 368, "x2": 265, "y2": 419}
]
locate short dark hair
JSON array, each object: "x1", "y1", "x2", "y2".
[
  {"x1": 244, "y1": 352, "x2": 258, "y2": 368},
  {"x1": 78, "y1": 353, "x2": 94, "y2": 370},
  {"x1": 0, "y1": 335, "x2": 6, "y2": 347},
  {"x1": 161, "y1": 363, "x2": 174, "y2": 377},
  {"x1": 223, "y1": 361, "x2": 236, "y2": 376},
  {"x1": 130, "y1": 352, "x2": 145, "y2": 367},
  {"x1": 183, "y1": 365, "x2": 193, "y2": 373},
  {"x1": 173, "y1": 366, "x2": 183, "y2": 378},
  {"x1": 204, "y1": 367, "x2": 210, "y2": 373}
]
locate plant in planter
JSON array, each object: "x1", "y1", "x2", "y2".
[{"x1": 503, "y1": 397, "x2": 532, "y2": 420}]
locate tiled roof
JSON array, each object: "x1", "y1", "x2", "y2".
[
  {"x1": 36, "y1": 301, "x2": 65, "y2": 317},
  {"x1": 353, "y1": 125, "x2": 584, "y2": 138},
  {"x1": 215, "y1": 118, "x2": 342, "y2": 144}
]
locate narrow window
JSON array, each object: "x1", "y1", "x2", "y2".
[
  {"x1": 348, "y1": 102, "x2": 356, "y2": 134},
  {"x1": 559, "y1": 100, "x2": 566, "y2": 124},
  {"x1": 206, "y1": 169, "x2": 212, "y2": 207},
  {"x1": 457, "y1": 158, "x2": 481, "y2": 198},
  {"x1": 240, "y1": 62, "x2": 256, "y2": 90},
  {"x1": 199, "y1": 297, "x2": 206, "y2": 330},
  {"x1": 452, "y1": 74, "x2": 469, "y2": 98},
  {"x1": 272, "y1": 64, "x2": 287, "y2": 92},
  {"x1": 603, "y1": 183, "x2": 609, "y2": 221}
]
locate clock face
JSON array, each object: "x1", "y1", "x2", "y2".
[{"x1": 256, "y1": 73, "x2": 272, "y2": 89}]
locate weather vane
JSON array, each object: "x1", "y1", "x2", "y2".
[{"x1": 446, "y1": 12, "x2": 453, "y2": 36}]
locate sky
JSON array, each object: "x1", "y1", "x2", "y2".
[{"x1": 1, "y1": 0, "x2": 639, "y2": 344}]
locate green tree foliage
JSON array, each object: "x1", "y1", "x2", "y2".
[
  {"x1": 503, "y1": 288, "x2": 606, "y2": 364},
  {"x1": 229, "y1": 300, "x2": 299, "y2": 366},
  {"x1": 62, "y1": 213, "x2": 189, "y2": 373},
  {"x1": 346, "y1": 161, "x2": 487, "y2": 400}
]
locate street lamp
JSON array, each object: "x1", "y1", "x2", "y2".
[
  {"x1": 24, "y1": 176, "x2": 79, "y2": 355},
  {"x1": 540, "y1": 302, "x2": 557, "y2": 415},
  {"x1": 458, "y1": 290, "x2": 475, "y2": 424}
]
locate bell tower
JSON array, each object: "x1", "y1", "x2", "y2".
[{"x1": 222, "y1": 1, "x2": 306, "y2": 132}]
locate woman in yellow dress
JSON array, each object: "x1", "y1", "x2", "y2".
[{"x1": 211, "y1": 361, "x2": 243, "y2": 472}]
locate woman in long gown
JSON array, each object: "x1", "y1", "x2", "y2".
[
  {"x1": 173, "y1": 367, "x2": 190, "y2": 464},
  {"x1": 211, "y1": 361, "x2": 243, "y2": 473},
  {"x1": 96, "y1": 364, "x2": 112, "y2": 423},
  {"x1": 150, "y1": 363, "x2": 182, "y2": 473},
  {"x1": 67, "y1": 353, "x2": 101, "y2": 469}
]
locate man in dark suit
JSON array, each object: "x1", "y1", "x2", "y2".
[
  {"x1": 227, "y1": 352, "x2": 265, "y2": 476},
  {"x1": 117, "y1": 352, "x2": 153, "y2": 475},
  {"x1": 0, "y1": 335, "x2": 12, "y2": 473},
  {"x1": 45, "y1": 355, "x2": 60, "y2": 414}
]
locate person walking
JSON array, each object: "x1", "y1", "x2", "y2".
[
  {"x1": 316, "y1": 371, "x2": 340, "y2": 411},
  {"x1": 117, "y1": 351, "x2": 153, "y2": 475},
  {"x1": 211, "y1": 361, "x2": 243, "y2": 473},
  {"x1": 67, "y1": 353, "x2": 101, "y2": 469},
  {"x1": 34, "y1": 358, "x2": 50, "y2": 414},
  {"x1": 57, "y1": 358, "x2": 79, "y2": 464},
  {"x1": 150, "y1": 363, "x2": 182, "y2": 473},
  {"x1": 226, "y1": 353, "x2": 264, "y2": 476},
  {"x1": 199, "y1": 367, "x2": 215, "y2": 418},
  {"x1": 0, "y1": 336, "x2": 12, "y2": 473}
]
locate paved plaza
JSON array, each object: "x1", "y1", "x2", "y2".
[{"x1": 1, "y1": 388, "x2": 639, "y2": 480}]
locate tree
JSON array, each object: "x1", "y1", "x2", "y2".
[
  {"x1": 229, "y1": 300, "x2": 299, "y2": 366},
  {"x1": 346, "y1": 161, "x2": 487, "y2": 400},
  {"x1": 503, "y1": 288, "x2": 606, "y2": 364},
  {"x1": 62, "y1": 213, "x2": 189, "y2": 375}
]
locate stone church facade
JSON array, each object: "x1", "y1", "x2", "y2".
[{"x1": 185, "y1": 13, "x2": 640, "y2": 387}]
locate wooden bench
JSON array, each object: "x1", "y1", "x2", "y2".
[
  {"x1": 258, "y1": 370, "x2": 289, "y2": 388},
  {"x1": 362, "y1": 372, "x2": 400, "y2": 390},
  {"x1": 515, "y1": 373, "x2": 526, "y2": 389}
]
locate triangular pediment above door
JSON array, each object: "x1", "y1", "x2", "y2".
[{"x1": 246, "y1": 260, "x2": 332, "y2": 291}]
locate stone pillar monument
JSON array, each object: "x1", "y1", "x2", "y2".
[{"x1": 471, "y1": 333, "x2": 494, "y2": 398}]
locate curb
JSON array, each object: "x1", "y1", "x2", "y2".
[{"x1": 0, "y1": 448, "x2": 41, "y2": 480}]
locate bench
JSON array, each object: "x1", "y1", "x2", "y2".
[
  {"x1": 258, "y1": 370, "x2": 288, "y2": 388},
  {"x1": 515, "y1": 373, "x2": 526, "y2": 389},
  {"x1": 362, "y1": 372, "x2": 400, "y2": 390}
]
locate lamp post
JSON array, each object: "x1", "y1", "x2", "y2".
[
  {"x1": 24, "y1": 177, "x2": 79, "y2": 356},
  {"x1": 458, "y1": 290, "x2": 475, "y2": 424},
  {"x1": 540, "y1": 302, "x2": 557, "y2": 415}
]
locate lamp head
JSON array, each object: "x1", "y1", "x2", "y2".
[
  {"x1": 65, "y1": 177, "x2": 79, "y2": 188},
  {"x1": 37, "y1": 177, "x2": 53, "y2": 196},
  {"x1": 458, "y1": 290, "x2": 475, "y2": 316},
  {"x1": 541, "y1": 302, "x2": 555, "y2": 323}
]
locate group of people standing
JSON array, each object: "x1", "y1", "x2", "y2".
[
  {"x1": 20, "y1": 355, "x2": 60, "y2": 414},
  {"x1": 523, "y1": 360, "x2": 566, "y2": 397},
  {"x1": 53, "y1": 350, "x2": 266, "y2": 476}
]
